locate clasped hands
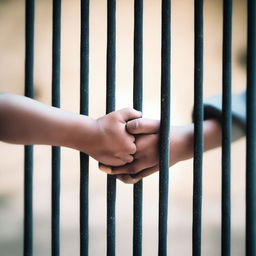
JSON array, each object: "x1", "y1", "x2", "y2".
[{"x1": 92, "y1": 108, "x2": 192, "y2": 184}]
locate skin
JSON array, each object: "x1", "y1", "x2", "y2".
[
  {"x1": 0, "y1": 94, "x2": 141, "y2": 166},
  {"x1": 0, "y1": 93, "x2": 222, "y2": 183},
  {"x1": 99, "y1": 118, "x2": 222, "y2": 184}
]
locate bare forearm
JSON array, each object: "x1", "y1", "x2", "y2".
[
  {"x1": 0, "y1": 94, "x2": 96, "y2": 149},
  {"x1": 179, "y1": 119, "x2": 222, "y2": 161},
  {"x1": 0, "y1": 94, "x2": 141, "y2": 166}
]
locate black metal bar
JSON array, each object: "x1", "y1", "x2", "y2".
[
  {"x1": 80, "y1": 0, "x2": 90, "y2": 255},
  {"x1": 106, "y1": 0, "x2": 116, "y2": 255},
  {"x1": 246, "y1": 0, "x2": 256, "y2": 255},
  {"x1": 192, "y1": 0, "x2": 204, "y2": 255},
  {"x1": 221, "y1": 0, "x2": 232, "y2": 255},
  {"x1": 24, "y1": 0, "x2": 35, "y2": 255},
  {"x1": 158, "y1": 0, "x2": 171, "y2": 255},
  {"x1": 51, "y1": 0, "x2": 62, "y2": 255},
  {"x1": 133, "y1": 1, "x2": 143, "y2": 255}
]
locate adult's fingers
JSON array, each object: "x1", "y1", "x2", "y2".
[
  {"x1": 99, "y1": 163, "x2": 115, "y2": 174},
  {"x1": 107, "y1": 159, "x2": 154, "y2": 175},
  {"x1": 99, "y1": 164, "x2": 140, "y2": 183},
  {"x1": 126, "y1": 118, "x2": 160, "y2": 135},
  {"x1": 117, "y1": 174, "x2": 141, "y2": 184},
  {"x1": 117, "y1": 165, "x2": 159, "y2": 184},
  {"x1": 132, "y1": 165, "x2": 159, "y2": 180}
]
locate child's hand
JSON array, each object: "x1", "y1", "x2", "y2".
[
  {"x1": 99, "y1": 119, "x2": 160, "y2": 179},
  {"x1": 0, "y1": 95, "x2": 142, "y2": 166},
  {"x1": 99, "y1": 118, "x2": 195, "y2": 183},
  {"x1": 86, "y1": 108, "x2": 142, "y2": 166}
]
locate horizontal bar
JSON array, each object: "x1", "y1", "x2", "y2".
[
  {"x1": 80, "y1": 0, "x2": 90, "y2": 255},
  {"x1": 221, "y1": 0, "x2": 233, "y2": 255},
  {"x1": 106, "y1": 0, "x2": 116, "y2": 255},
  {"x1": 133, "y1": 0, "x2": 143, "y2": 255},
  {"x1": 158, "y1": 0, "x2": 171, "y2": 255},
  {"x1": 246, "y1": 0, "x2": 256, "y2": 255},
  {"x1": 51, "y1": 0, "x2": 62, "y2": 255},
  {"x1": 24, "y1": 0, "x2": 35, "y2": 255},
  {"x1": 192, "y1": 0, "x2": 204, "y2": 255}
]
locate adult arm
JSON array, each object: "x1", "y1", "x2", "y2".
[{"x1": 101, "y1": 91, "x2": 246, "y2": 184}]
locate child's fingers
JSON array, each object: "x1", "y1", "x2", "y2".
[
  {"x1": 127, "y1": 141, "x2": 136, "y2": 155},
  {"x1": 126, "y1": 118, "x2": 160, "y2": 135}
]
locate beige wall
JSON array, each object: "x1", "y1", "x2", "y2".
[{"x1": 0, "y1": 0, "x2": 247, "y2": 255}]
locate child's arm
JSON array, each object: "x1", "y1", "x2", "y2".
[
  {"x1": 0, "y1": 94, "x2": 141, "y2": 166},
  {"x1": 99, "y1": 118, "x2": 222, "y2": 184}
]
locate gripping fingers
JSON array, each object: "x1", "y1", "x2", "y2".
[
  {"x1": 117, "y1": 165, "x2": 158, "y2": 184},
  {"x1": 131, "y1": 165, "x2": 159, "y2": 180},
  {"x1": 98, "y1": 163, "x2": 112, "y2": 174},
  {"x1": 117, "y1": 174, "x2": 141, "y2": 184},
  {"x1": 128, "y1": 142, "x2": 136, "y2": 155},
  {"x1": 122, "y1": 154, "x2": 134, "y2": 163},
  {"x1": 109, "y1": 160, "x2": 148, "y2": 175}
]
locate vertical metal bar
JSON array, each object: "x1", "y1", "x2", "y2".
[
  {"x1": 80, "y1": 0, "x2": 90, "y2": 255},
  {"x1": 106, "y1": 0, "x2": 116, "y2": 255},
  {"x1": 158, "y1": 0, "x2": 171, "y2": 255},
  {"x1": 221, "y1": 0, "x2": 232, "y2": 255},
  {"x1": 246, "y1": 0, "x2": 256, "y2": 255},
  {"x1": 51, "y1": 0, "x2": 62, "y2": 255},
  {"x1": 133, "y1": 1, "x2": 143, "y2": 256},
  {"x1": 192, "y1": 0, "x2": 204, "y2": 255},
  {"x1": 24, "y1": 1, "x2": 35, "y2": 255}
]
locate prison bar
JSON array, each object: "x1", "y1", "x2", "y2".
[
  {"x1": 133, "y1": 0, "x2": 143, "y2": 255},
  {"x1": 20, "y1": 1, "x2": 256, "y2": 255},
  {"x1": 158, "y1": 0, "x2": 171, "y2": 255},
  {"x1": 246, "y1": 0, "x2": 256, "y2": 255},
  {"x1": 221, "y1": 0, "x2": 232, "y2": 255},
  {"x1": 24, "y1": 0, "x2": 35, "y2": 255},
  {"x1": 51, "y1": 0, "x2": 62, "y2": 255},
  {"x1": 80, "y1": 0, "x2": 90, "y2": 255},
  {"x1": 106, "y1": 0, "x2": 116, "y2": 255},
  {"x1": 192, "y1": 0, "x2": 204, "y2": 255}
]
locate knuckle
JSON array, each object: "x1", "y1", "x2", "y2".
[
  {"x1": 129, "y1": 143, "x2": 136, "y2": 154},
  {"x1": 125, "y1": 107, "x2": 133, "y2": 112},
  {"x1": 127, "y1": 156, "x2": 134, "y2": 163},
  {"x1": 120, "y1": 107, "x2": 131, "y2": 115}
]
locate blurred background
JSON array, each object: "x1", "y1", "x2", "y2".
[{"x1": 0, "y1": 0, "x2": 246, "y2": 255}]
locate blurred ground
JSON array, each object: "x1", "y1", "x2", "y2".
[{"x1": 0, "y1": 0, "x2": 247, "y2": 255}]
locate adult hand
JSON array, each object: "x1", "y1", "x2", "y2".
[{"x1": 99, "y1": 118, "x2": 195, "y2": 183}]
